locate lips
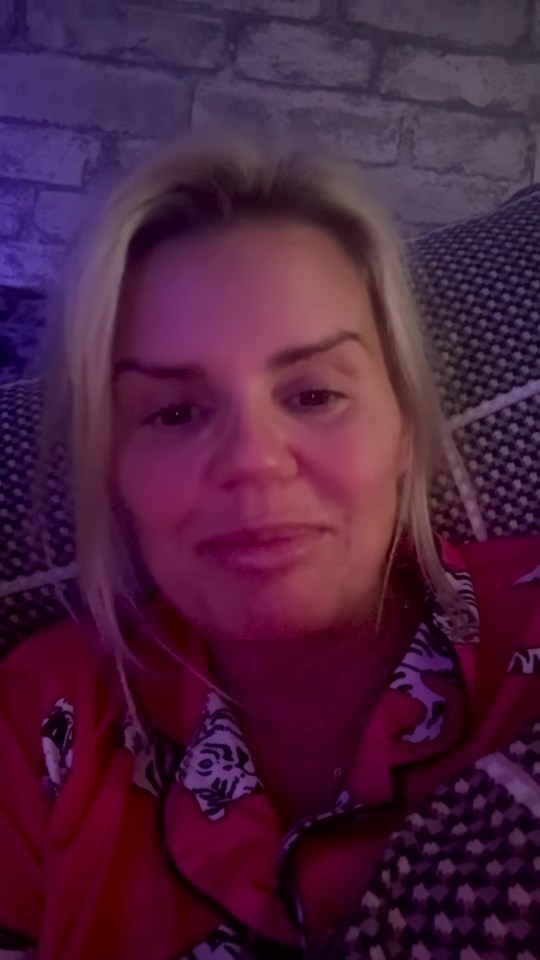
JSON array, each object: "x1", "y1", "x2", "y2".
[{"x1": 195, "y1": 524, "x2": 327, "y2": 574}]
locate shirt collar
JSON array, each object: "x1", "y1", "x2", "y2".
[
  {"x1": 124, "y1": 537, "x2": 481, "y2": 940},
  {"x1": 128, "y1": 535, "x2": 480, "y2": 802}
]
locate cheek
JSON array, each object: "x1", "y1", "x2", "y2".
[
  {"x1": 317, "y1": 414, "x2": 405, "y2": 512},
  {"x1": 115, "y1": 444, "x2": 199, "y2": 533}
]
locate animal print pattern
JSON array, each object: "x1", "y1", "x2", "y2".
[
  {"x1": 433, "y1": 565, "x2": 480, "y2": 644},
  {"x1": 30, "y1": 545, "x2": 539, "y2": 956},
  {"x1": 174, "y1": 924, "x2": 302, "y2": 960},
  {"x1": 498, "y1": 563, "x2": 540, "y2": 675},
  {"x1": 508, "y1": 646, "x2": 540, "y2": 675},
  {"x1": 389, "y1": 618, "x2": 458, "y2": 744},
  {"x1": 40, "y1": 697, "x2": 74, "y2": 799},
  {"x1": 36, "y1": 554, "x2": 479, "y2": 811},
  {"x1": 514, "y1": 563, "x2": 540, "y2": 586},
  {"x1": 178, "y1": 692, "x2": 262, "y2": 821},
  {"x1": 122, "y1": 713, "x2": 186, "y2": 797},
  {"x1": 175, "y1": 924, "x2": 245, "y2": 959},
  {"x1": 388, "y1": 560, "x2": 478, "y2": 745}
]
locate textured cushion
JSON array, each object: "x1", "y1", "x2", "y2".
[
  {"x1": 0, "y1": 378, "x2": 77, "y2": 654},
  {"x1": 0, "y1": 285, "x2": 47, "y2": 386},
  {"x1": 310, "y1": 717, "x2": 540, "y2": 960},
  {"x1": 410, "y1": 185, "x2": 539, "y2": 542},
  {"x1": 0, "y1": 186, "x2": 539, "y2": 654}
]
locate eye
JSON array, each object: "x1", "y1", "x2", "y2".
[
  {"x1": 144, "y1": 402, "x2": 211, "y2": 430},
  {"x1": 285, "y1": 389, "x2": 347, "y2": 413}
]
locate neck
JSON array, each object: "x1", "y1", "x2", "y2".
[
  {"x1": 206, "y1": 598, "x2": 413, "y2": 823},
  {"x1": 208, "y1": 580, "x2": 412, "y2": 711},
  {"x1": 209, "y1": 616, "x2": 393, "y2": 723}
]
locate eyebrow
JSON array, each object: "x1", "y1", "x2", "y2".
[{"x1": 113, "y1": 331, "x2": 366, "y2": 381}]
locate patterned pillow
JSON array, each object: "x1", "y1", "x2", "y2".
[
  {"x1": 0, "y1": 285, "x2": 47, "y2": 386},
  {"x1": 0, "y1": 378, "x2": 78, "y2": 655},
  {"x1": 0, "y1": 186, "x2": 539, "y2": 654},
  {"x1": 410, "y1": 185, "x2": 540, "y2": 543},
  {"x1": 308, "y1": 718, "x2": 540, "y2": 960}
]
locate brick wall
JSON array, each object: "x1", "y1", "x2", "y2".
[{"x1": 0, "y1": 0, "x2": 538, "y2": 289}]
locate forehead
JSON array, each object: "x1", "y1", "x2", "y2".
[{"x1": 115, "y1": 221, "x2": 378, "y2": 366}]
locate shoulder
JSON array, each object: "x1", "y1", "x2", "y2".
[
  {"x1": 0, "y1": 621, "x2": 124, "y2": 938},
  {"x1": 441, "y1": 535, "x2": 540, "y2": 685},
  {"x1": 0, "y1": 616, "x2": 109, "y2": 712},
  {"x1": 442, "y1": 534, "x2": 539, "y2": 597},
  {"x1": 453, "y1": 535, "x2": 539, "y2": 596},
  {"x1": 441, "y1": 535, "x2": 539, "y2": 636},
  {"x1": 456, "y1": 536, "x2": 539, "y2": 650},
  {"x1": 453, "y1": 538, "x2": 540, "y2": 746},
  {"x1": 0, "y1": 618, "x2": 121, "y2": 780}
]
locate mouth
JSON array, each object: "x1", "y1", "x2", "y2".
[{"x1": 195, "y1": 524, "x2": 328, "y2": 574}]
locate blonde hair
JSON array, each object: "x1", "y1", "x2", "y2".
[{"x1": 42, "y1": 124, "x2": 458, "y2": 708}]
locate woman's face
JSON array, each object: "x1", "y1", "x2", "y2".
[{"x1": 113, "y1": 220, "x2": 410, "y2": 643}]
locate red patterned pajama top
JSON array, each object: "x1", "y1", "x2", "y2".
[{"x1": 0, "y1": 536, "x2": 539, "y2": 959}]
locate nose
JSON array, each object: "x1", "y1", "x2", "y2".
[{"x1": 209, "y1": 401, "x2": 298, "y2": 489}]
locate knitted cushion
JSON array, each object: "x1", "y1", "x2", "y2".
[
  {"x1": 0, "y1": 378, "x2": 78, "y2": 655},
  {"x1": 411, "y1": 184, "x2": 540, "y2": 543},
  {"x1": 0, "y1": 186, "x2": 539, "y2": 654},
  {"x1": 0, "y1": 285, "x2": 47, "y2": 386},
  {"x1": 309, "y1": 718, "x2": 540, "y2": 960}
]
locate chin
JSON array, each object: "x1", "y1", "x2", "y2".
[
  {"x1": 204, "y1": 595, "x2": 338, "y2": 644},
  {"x1": 157, "y1": 560, "x2": 352, "y2": 643}
]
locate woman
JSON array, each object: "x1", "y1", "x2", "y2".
[{"x1": 0, "y1": 127, "x2": 538, "y2": 960}]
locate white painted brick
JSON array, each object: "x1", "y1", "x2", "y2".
[
  {"x1": 236, "y1": 21, "x2": 375, "y2": 88},
  {"x1": 0, "y1": 0, "x2": 14, "y2": 41},
  {"x1": 0, "y1": 240, "x2": 56, "y2": 287},
  {"x1": 380, "y1": 48, "x2": 540, "y2": 115},
  {"x1": 33, "y1": 189, "x2": 91, "y2": 244},
  {"x1": 117, "y1": 136, "x2": 161, "y2": 171},
  {"x1": 409, "y1": 111, "x2": 530, "y2": 181},
  {"x1": 28, "y1": 0, "x2": 226, "y2": 69},
  {"x1": 0, "y1": 123, "x2": 101, "y2": 186},
  {"x1": 347, "y1": 0, "x2": 528, "y2": 48},
  {"x1": 193, "y1": 78, "x2": 402, "y2": 164},
  {"x1": 0, "y1": 182, "x2": 35, "y2": 239},
  {"x1": 129, "y1": 0, "x2": 321, "y2": 16},
  {"x1": 0, "y1": 53, "x2": 191, "y2": 137},
  {"x1": 365, "y1": 167, "x2": 516, "y2": 226}
]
